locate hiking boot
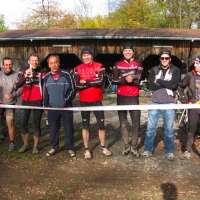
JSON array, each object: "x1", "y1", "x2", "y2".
[
  {"x1": 142, "y1": 150, "x2": 152, "y2": 158},
  {"x1": 67, "y1": 150, "x2": 76, "y2": 158},
  {"x1": 32, "y1": 147, "x2": 39, "y2": 155},
  {"x1": 46, "y1": 148, "x2": 57, "y2": 157},
  {"x1": 180, "y1": 151, "x2": 191, "y2": 160},
  {"x1": 130, "y1": 146, "x2": 140, "y2": 158},
  {"x1": 166, "y1": 153, "x2": 175, "y2": 161},
  {"x1": 122, "y1": 144, "x2": 130, "y2": 156},
  {"x1": 8, "y1": 142, "x2": 15, "y2": 152},
  {"x1": 18, "y1": 144, "x2": 29, "y2": 153}
]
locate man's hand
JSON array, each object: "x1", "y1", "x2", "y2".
[
  {"x1": 25, "y1": 68, "x2": 32, "y2": 78},
  {"x1": 80, "y1": 80, "x2": 86, "y2": 84},
  {"x1": 125, "y1": 75, "x2": 134, "y2": 83}
]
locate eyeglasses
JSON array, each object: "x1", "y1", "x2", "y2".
[{"x1": 160, "y1": 57, "x2": 170, "y2": 61}]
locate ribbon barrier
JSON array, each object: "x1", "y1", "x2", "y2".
[{"x1": 1, "y1": 103, "x2": 200, "y2": 111}]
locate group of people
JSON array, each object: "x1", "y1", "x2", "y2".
[{"x1": 0, "y1": 44, "x2": 200, "y2": 161}]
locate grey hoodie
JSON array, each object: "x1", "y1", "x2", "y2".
[{"x1": 0, "y1": 70, "x2": 21, "y2": 104}]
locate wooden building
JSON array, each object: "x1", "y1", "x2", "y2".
[{"x1": 0, "y1": 28, "x2": 200, "y2": 77}]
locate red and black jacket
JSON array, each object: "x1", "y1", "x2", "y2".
[
  {"x1": 112, "y1": 59, "x2": 142, "y2": 97},
  {"x1": 15, "y1": 67, "x2": 45, "y2": 103},
  {"x1": 74, "y1": 61, "x2": 104, "y2": 103}
]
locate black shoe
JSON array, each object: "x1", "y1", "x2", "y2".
[
  {"x1": 122, "y1": 144, "x2": 130, "y2": 155},
  {"x1": 130, "y1": 146, "x2": 140, "y2": 158}
]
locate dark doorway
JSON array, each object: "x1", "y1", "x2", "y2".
[
  {"x1": 94, "y1": 54, "x2": 123, "y2": 73},
  {"x1": 41, "y1": 53, "x2": 82, "y2": 71},
  {"x1": 94, "y1": 54, "x2": 123, "y2": 89},
  {"x1": 141, "y1": 54, "x2": 184, "y2": 80}
]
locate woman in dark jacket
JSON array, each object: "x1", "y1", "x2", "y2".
[{"x1": 180, "y1": 56, "x2": 200, "y2": 159}]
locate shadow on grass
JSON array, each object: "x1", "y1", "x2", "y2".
[{"x1": 160, "y1": 182, "x2": 178, "y2": 200}]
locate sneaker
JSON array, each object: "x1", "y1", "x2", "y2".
[
  {"x1": 130, "y1": 146, "x2": 140, "y2": 157},
  {"x1": 142, "y1": 151, "x2": 152, "y2": 158},
  {"x1": 101, "y1": 146, "x2": 112, "y2": 157},
  {"x1": 46, "y1": 148, "x2": 56, "y2": 157},
  {"x1": 32, "y1": 147, "x2": 39, "y2": 154},
  {"x1": 8, "y1": 142, "x2": 15, "y2": 152},
  {"x1": 67, "y1": 150, "x2": 76, "y2": 158},
  {"x1": 18, "y1": 144, "x2": 29, "y2": 153},
  {"x1": 122, "y1": 144, "x2": 130, "y2": 155},
  {"x1": 166, "y1": 153, "x2": 175, "y2": 161},
  {"x1": 180, "y1": 151, "x2": 191, "y2": 160}
]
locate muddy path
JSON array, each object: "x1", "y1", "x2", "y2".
[{"x1": 0, "y1": 94, "x2": 200, "y2": 200}]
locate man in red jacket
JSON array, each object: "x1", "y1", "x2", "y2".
[
  {"x1": 113, "y1": 44, "x2": 142, "y2": 156},
  {"x1": 15, "y1": 54, "x2": 45, "y2": 154},
  {"x1": 74, "y1": 48, "x2": 112, "y2": 159}
]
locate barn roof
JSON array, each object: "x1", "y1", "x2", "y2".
[{"x1": 0, "y1": 28, "x2": 200, "y2": 41}]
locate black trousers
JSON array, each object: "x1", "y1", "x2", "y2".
[
  {"x1": 80, "y1": 102, "x2": 105, "y2": 130},
  {"x1": 187, "y1": 109, "x2": 200, "y2": 152},
  {"x1": 117, "y1": 95, "x2": 140, "y2": 147},
  {"x1": 48, "y1": 110, "x2": 74, "y2": 150},
  {"x1": 21, "y1": 101, "x2": 42, "y2": 136}
]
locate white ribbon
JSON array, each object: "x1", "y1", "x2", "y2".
[{"x1": 0, "y1": 103, "x2": 200, "y2": 111}]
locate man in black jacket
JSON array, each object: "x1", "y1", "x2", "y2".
[
  {"x1": 143, "y1": 50, "x2": 180, "y2": 160},
  {"x1": 43, "y1": 55, "x2": 76, "y2": 158}
]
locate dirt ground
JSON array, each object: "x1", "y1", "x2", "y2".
[{"x1": 1, "y1": 94, "x2": 200, "y2": 200}]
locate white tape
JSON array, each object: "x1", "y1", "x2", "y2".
[{"x1": 0, "y1": 103, "x2": 200, "y2": 111}]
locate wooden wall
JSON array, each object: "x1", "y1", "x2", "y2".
[{"x1": 0, "y1": 39, "x2": 196, "y2": 69}]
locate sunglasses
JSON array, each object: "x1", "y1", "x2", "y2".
[{"x1": 160, "y1": 57, "x2": 170, "y2": 61}]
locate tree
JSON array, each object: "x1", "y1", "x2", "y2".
[
  {"x1": 75, "y1": 0, "x2": 92, "y2": 18},
  {"x1": 155, "y1": 0, "x2": 200, "y2": 28},
  {"x1": 104, "y1": 0, "x2": 200, "y2": 28},
  {"x1": 56, "y1": 14, "x2": 78, "y2": 29},
  {"x1": 105, "y1": 0, "x2": 164, "y2": 28},
  {"x1": 78, "y1": 15, "x2": 109, "y2": 28},
  {"x1": 0, "y1": 15, "x2": 7, "y2": 32},
  {"x1": 18, "y1": 0, "x2": 78, "y2": 29}
]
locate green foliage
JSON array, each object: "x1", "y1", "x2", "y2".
[
  {"x1": 78, "y1": 0, "x2": 200, "y2": 29},
  {"x1": 17, "y1": 0, "x2": 200, "y2": 29},
  {"x1": 78, "y1": 16, "x2": 108, "y2": 28},
  {"x1": 0, "y1": 15, "x2": 7, "y2": 32}
]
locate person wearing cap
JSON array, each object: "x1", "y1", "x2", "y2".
[
  {"x1": 112, "y1": 44, "x2": 143, "y2": 156},
  {"x1": 179, "y1": 56, "x2": 200, "y2": 159},
  {"x1": 143, "y1": 50, "x2": 180, "y2": 160},
  {"x1": 74, "y1": 47, "x2": 112, "y2": 160}
]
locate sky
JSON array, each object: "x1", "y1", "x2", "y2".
[{"x1": 0, "y1": 0, "x2": 109, "y2": 29}]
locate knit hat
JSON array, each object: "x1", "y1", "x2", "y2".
[
  {"x1": 122, "y1": 42, "x2": 135, "y2": 51},
  {"x1": 81, "y1": 47, "x2": 93, "y2": 56}
]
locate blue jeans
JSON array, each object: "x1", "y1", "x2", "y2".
[{"x1": 144, "y1": 109, "x2": 175, "y2": 154}]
